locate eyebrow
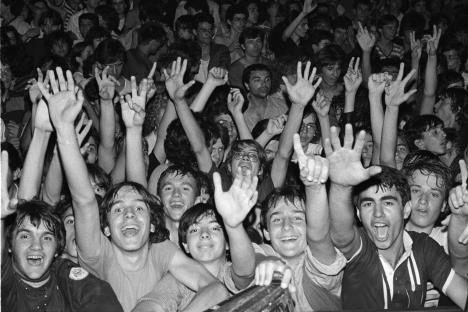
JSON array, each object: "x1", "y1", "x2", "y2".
[
  {"x1": 111, "y1": 199, "x2": 146, "y2": 205},
  {"x1": 270, "y1": 210, "x2": 305, "y2": 218}
]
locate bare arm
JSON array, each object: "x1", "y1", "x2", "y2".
[
  {"x1": 312, "y1": 93, "x2": 331, "y2": 142},
  {"x1": 228, "y1": 88, "x2": 253, "y2": 140},
  {"x1": 271, "y1": 61, "x2": 322, "y2": 188},
  {"x1": 1, "y1": 151, "x2": 18, "y2": 261},
  {"x1": 325, "y1": 125, "x2": 381, "y2": 258},
  {"x1": 343, "y1": 57, "x2": 362, "y2": 114},
  {"x1": 39, "y1": 67, "x2": 102, "y2": 258},
  {"x1": 420, "y1": 27, "x2": 442, "y2": 115},
  {"x1": 190, "y1": 67, "x2": 228, "y2": 113},
  {"x1": 356, "y1": 23, "x2": 375, "y2": 87},
  {"x1": 368, "y1": 74, "x2": 386, "y2": 165},
  {"x1": 281, "y1": 0, "x2": 316, "y2": 42},
  {"x1": 255, "y1": 116, "x2": 286, "y2": 147}
]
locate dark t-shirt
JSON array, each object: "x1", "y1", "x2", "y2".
[
  {"x1": 342, "y1": 229, "x2": 453, "y2": 310},
  {"x1": 2, "y1": 257, "x2": 123, "y2": 312}
]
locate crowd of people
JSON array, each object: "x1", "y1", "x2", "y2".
[{"x1": 1, "y1": 0, "x2": 468, "y2": 311}]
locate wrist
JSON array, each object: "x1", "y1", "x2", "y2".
[
  {"x1": 368, "y1": 92, "x2": 383, "y2": 100},
  {"x1": 101, "y1": 98, "x2": 113, "y2": 106},
  {"x1": 126, "y1": 126, "x2": 143, "y2": 134}
]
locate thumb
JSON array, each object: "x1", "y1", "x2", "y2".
[
  {"x1": 459, "y1": 225, "x2": 468, "y2": 244},
  {"x1": 367, "y1": 166, "x2": 382, "y2": 177}
]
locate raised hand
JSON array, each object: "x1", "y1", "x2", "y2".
[
  {"x1": 425, "y1": 25, "x2": 442, "y2": 56},
  {"x1": 1, "y1": 151, "x2": 18, "y2": 219},
  {"x1": 207, "y1": 67, "x2": 228, "y2": 87},
  {"x1": 255, "y1": 259, "x2": 296, "y2": 293},
  {"x1": 38, "y1": 67, "x2": 83, "y2": 129},
  {"x1": 121, "y1": 77, "x2": 147, "y2": 128},
  {"x1": 324, "y1": 124, "x2": 381, "y2": 186},
  {"x1": 266, "y1": 115, "x2": 286, "y2": 136},
  {"x1": 449, "y1": 160, "x2": 468, "y2": 244},
  {"x1": 164, "y1": 57, "x2": 195, "y2": 102},
  {"x1": 356, "y1": 22, "x2": 376, "y2": 52},
  {"x1": 212, "y1": 168, "x2": 258, "y2": 229},
  {"x1": 26, "y1": 68, "x2": 49, "y2": 104},
  {"x1": 367, "y1": 73, "x2": 388, "y2": 96},
  {"x1": 410, "y1": 31, "x2": 422, "y2": 61},
  {"x1": 311, "y1": 92, "x2": 331, "y2": 118},
  {"x1": 384, "y1": 63, "x2": 417, "y2": 107},
  {"x1": 293, "y1": 133, "x2": 328, "y2": 186},
  {"x1": 227, "y1": 88, "x2": 244, "y2": 114},
  {"x1": 344, "y1": 57, "x2": 362, "y2": 93},
  {"x1": 34, "y1": 99, "x2": 53, "y2": 132},
  {"x1": 302, "y1": 0, "x2": 317, "y2": 14},
  {"x1": 282, "y1": 61, "x2": 322, "y2": 107},
  {"x1": 95, "y1": 66, "x2": 119, "y2": 101}
]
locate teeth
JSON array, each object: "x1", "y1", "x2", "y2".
[{"x1": 27, "y1": 255, "x2": 42, "y2": 259}]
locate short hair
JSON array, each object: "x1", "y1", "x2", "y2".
[
  {"x1": 55, "y1": 198, "x2": 73, "y2": 219},
  {"x1": 308, "y1": 29, "x2": 333, "y2": 45},
  {"x1": 333, "y1": 16, "x2": 352, "y2": 30},
  {"x1": 353, "y1": 166, "x2": 411, "y2": 208},
  {"x1": 204, "y1": 85, "x2": 232, "y2": 121},
  {"x1": 84, "y1": 25, "x2": 111, "y2": 44},
  {"x1": 242, "y1": 63, "x2": 272, "y2": 89},
  {"x1": 402, "y1": 159, "x2": 452, "y2": 195},
  {"x1": 378, "y1": 14, "x2": 399, "y2": 29},
  {"x1": 157, "y1": 165, "x2": 203, "y2": 196},
  {"x1": 399, "y1": 11, "x2": 425, "y2": 35},
  {"x1": 226, "y1": 4, "x2": 248, "y2": 22},
  {"x1": 70, "y1": 41, "x2": 93, "y2": 72},
  {"x1": 138, "y1": 0, "x2": 163, "y2": 23},
  {"x1": 45, "y1": 30, "x2": 73, "y2": 52},
  {"x1": 185, "y1": 0, "x2": 209, "y2": 13},
  {"x1": 79, "y1": 12, "x2": 99, "y2": 27},
  {"x1": 402, "y1": 150, "x2": 440, "y2": 168},
  {"x1": 438, "y1": 87, "x2": 468, "y2": 124},
  {"x1": 178, "y1": 203, "x2": 226, "y2": 246},
  {"x1": 6, "y1": 200, "x2": 66, "y2": 256},
  {"x1": 39, "y1": 9, "x2": 64, "y2": 29},
  {"x1": 1, "y1": 142, "x2": 21, "y2": 171},
  {"x1": 138, "y1": 22, "x2": 167, "y2": 45},
  {"x1": 261, "y1": 186, "x2": 305, "y2": 230},
  {"x1": 314, "y1": 44, "x2": 345, "y2": 68},
  {"x1": 403, "y1": 115, "x2": 444, "y2": 152},
  {"x1": 437, "y1": 71, "x2": 464, "y2": 93},
  {"x1": 226, "y1": 139, "x2": 267, "y2": 176},
  {"x1": 239, "y1": 27, "x2": 264, "y2": 45},
  {"x1": 175, "y1": 15, "x2": 195, "y2": 32},
  {"x1": 194, "y1": 12, "x2": 214, "y2": 28},
  {"x1": 94, "y1": 38, "x2": 126, "y2": 65},
  {"x1": 99, "y1": 182, "x2": 169, "y2": 243},
  {"x1": 87, "y1": 163, "x2": 111, "y2": 193}
]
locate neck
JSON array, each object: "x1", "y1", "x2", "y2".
[
  {"x1": 165, "y1": 219, "x2": 180, "y2": 244},
  {"x1": 113, "y1": 242, "x2": 150, "y2": 271},
  {"x1": 439, "y1": 151, "x2": 456, "y2": 167},
  {"x1": 377, "y1": 232, "x2": 405, "y2": 268},
  {"x1": 379, "y1": 37, "x2": 392, "y2": 46},
  {"x1": 13, "y1": 262, "x2": 51, "y2": 288},
  {"x1": 244, "y1": 54, "x2": 260, "y2": 64},
  {"x1": 137, "y1": 45, "x2": 150, "y2": 57},
  {"x1": 283, "y1": 253, "x2": 303, "y2": 269},
  {"x1": 406, "y1": 221, "x2": 434, "y2": 235},
  {"x1": 247, "y1": 94, "x2": 268, "y2": 110},
  {"x1": 202, "y1": 256, "x2": 227, "y2": 277}
]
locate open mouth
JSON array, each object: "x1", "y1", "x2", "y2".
[
  {"x1": 121, "y1": 225, "x2": 139, "y2": 237},
  {"x1": 27, "y1": 255, "x2": 44, "y2": 265},
  {"x1": 170, "y1": 202, "x2": 185, "y2": 210},
  {"x1": 373, "y1": 223, "x2": 389, "y2": 241},
  {"x1": 280, "y1": 236, "x2": 298, "y2": 243}
]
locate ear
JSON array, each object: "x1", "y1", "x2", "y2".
[
  {"x1": 441, "y1": 200, "x2": 447, "y2": 213},
  {"x1": 243, "y1": 82, "x2": 250, "y2": 92},
  {"x1": 414, "y1": 139, "x2": 425, "y2": 150},
  {"x1": 150, "y1": 224, "x2": 155, "y2": 233},
  {"x1": 356, "y1": 208, "x2": 362, "y2": 222},
  {"x1": 403, "y1": 201, "x2": 412, "y2": 220},
  {"x1": 182, "y1": 242, "x2": 190, "y2": 254},
  {"x1": 258, "y1": 166, "x2": 263, "y2": 177},
  {"x1": 241, "y1": 44, "x2": 245, "y2": 50},
  {"x1": 104, "y1": 226, "x2": 111, "y2": 237},
  {"x1": 262, "y1": 228, "x2": 270, "y2": 242}
]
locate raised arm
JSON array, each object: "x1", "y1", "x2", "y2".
[
  {"x1": 38, "y1": 67, "x2": 101, "y2": 258},
  {"x1": 1, "y1": 151, "x2": 18, "y2": 261},
  {"x1": 356, "y1": 22, "x2": 375, "y2": 87},
  {"x1": 255, "y1": 115, "x2": 286, "y2": 147},
  {"x1": 312, "y1": 93, "x2": 332, "y2": 142},
  {"x1": 409, "y1": 31, "x2": 422, "y2": 86},
  {"x1": 368, "y1": 73, "x2": 387, "y2": 165},
  {"x1": 166, "y1": 58, "x2": 212, "y2": 173},
  {"x1": 281, "y1": 0, "x2": 316, "y2": 42},
  {"x1": 17, "y1": 98, "x2": 52, "y2": 200},
  {"x1": 325, "y1": 125, "x2": 381, "y2": 258},
  {"x1": 190, "y1": 67, "x2": 228, "y2": 113},
  {"x1": 227, "y1": 88, "x2": 253, "y2": 140},
  {"x1": 343, "y1": 57, "x2": 362, "y2": 114},
  {"x1": 271, "y1": 61, "x2": 322, "y2": 188},
  {"x1": 96, "y1": 67, "x2": 118, "y2": 173},
  {"x1": 420, "y1": 26, "x2": 442, "y2": 115},
  {"x1": 293, "y1": 134, "x2": 336, "y2": 264},
  {"x1": 380, "y1": 64, "x2": 417, "y2": 167},
  {"x1": 448, "y1": 160, "x2": 468, "y2": 277},
  {"x1": 121, "y1": 77, "x2": 148, "y2": 187},
  {"x1": 213, "y1": 168, "x2": 258, "y2": 289}
]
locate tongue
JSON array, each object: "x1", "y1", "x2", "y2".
[
  {"x1": 123, "y1": 228, "x2": 138, "y2": 236},
  {"x1": 28, "y1": 258, "x2": 42, "y2": 265},
  {"x1": 376, "y1": 226, "x2": 388, "y2": 241}
]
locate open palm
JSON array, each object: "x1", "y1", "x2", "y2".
[{"x1": 283, "y1": 61, "x2": 322, "y2": 107}]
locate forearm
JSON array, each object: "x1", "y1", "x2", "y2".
[
  {"x1": 255, "y1": 130, "x2": 274, "y2": 147},
  {"x1": 329, "y1": 183, "x2": 357, "y2": 247},
  {"x1": 344, "y1": 91, "x2": 356, "y2": 113},
  {"x1": 42, "y1": 148, "x2": 63, "y2": 205},
  {"x1": 232, "y1": 112, "x2": 253, "y2": 140},
  {"x1": 99, "y1": 100, "x2": 116, "y2": 171},
  {"x1": 282, "y1": 11, "x2": 306, "y2": 41},
  {"x1": 111, "y1": 144, "x2": 126, "y2": 185},
  {"x1": 369, "y1": 94, "x2": 384, "y2": 165},
  {"x1": 154, "y1": 100, "x2": 177, "y2": 162},
  {"x1": 420, "y1": 55, "x2": 437, "y2": 115},
  {"x1": 190, "y1": 83, "x2": 216, "y2": 113},
  {"x1": 380, "y1": 106, "x2": 398, "y2": 168},
  {"x1": 226, "y1": 225, "x2": 255, "y2": 289},
  {"x1": 306, "y1": 185, "x2": 329, "y2": 242},
  {"x1": 317, "y1": 115, "x2": 331, "y2": 142},
  {"x1": 125, "y1": 128, "x2": 147, "y2": 187},
  {"x1": 18, "y1": 129, "x2": 51, "y2": 200},
  {"x1": 182, "y1": 282, "x2": 229, "y2": 312},
  {"x1": 448, "y1": 214, "x2": 468, "y2": 277},
  {"x1": 361, "y1": 51, "x2": 372, "y2": 88}
]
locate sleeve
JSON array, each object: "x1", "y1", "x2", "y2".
[
  {"x1": 222, "y1": 262, "x2": 254, "y2": 294},
  {"x1": 422, "y1": 235, "x2": 454, "y2": 294},
  {"x1": 77, "y1": 233, "x2": 113, "y2": 279},
  {"x1": 136, "y1": 273, "x2": 194, "y2": 312},
  {"x1": 304, "y1": 247, "x2": 346, "y2": 296}
]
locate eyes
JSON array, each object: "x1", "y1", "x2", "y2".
[
  {"x1": 411, "y1": 188, "x2": 442, "y2": 199},
  {"x1": 270, "y1": 215, "x2": 305, "y2": 224},
  {"x1": 188, "y1": 224, "x2": 222, "y2": 234},
  {"x1": 17, "y1": 232, "x2": 55, "y2": 242},
  {"x1": 111, "y1": 205, "x2": 147, "y2": 214},
  {"x1": 162, "y1": 185, "x2": 194, "y2": 193}
]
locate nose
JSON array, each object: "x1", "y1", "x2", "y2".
[
  {"x1": 282, "y1": 218, "x2": 292, "y2": 230},
  {"x1": 124, "y1": 207, "x2": 135, "y2": 218},
  {"x1": 172, "y1": 187, "x2": 182, "y2": 197},
  {"x1": 418, "y1": 192, "x2": 429, "y2": 205},
  {"x1": 30, "y1": 236, "x2": 43, "y2": 250},
  {"x1": 200, "y1": 228, "x2": 210, "y2": 239},
  {"x1": 373, "y1": 204, "x2": 384, "y2": 218}
]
